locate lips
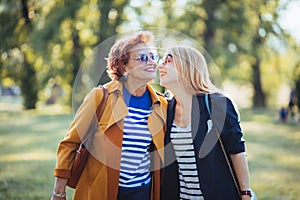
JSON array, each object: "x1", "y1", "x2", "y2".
[
  {"x1": 144, "y1": 67, "x2": 156, "y2": 72},
  {"x1": 159, "y1": 71, "x2": 166, "y2": 78}
]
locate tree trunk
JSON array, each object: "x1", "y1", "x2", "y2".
[
  {"x1": 98, "y1": 1, "x2": 114, "y2": 44},
  {"x1": 252, "y1": 59, "x2": 266, "y2": 107},
  {"x1": 20, "y1": 56, "x2": 38, "y2": 109},
  {"x1": 21, "y1": 0, "x2": 30, "y2": 25},
  {"x1": 71, "y1": 26, "x2": 81, "y2": 87},
  {"x1": 20, "y1": 0, "x2": 38, "y2": 109},
  {"x1": 295, "y1": 74, "x2": 300, "y2": 109},
  {"x1": 65, "y1": 25, "x2": 82, "y2": 105},
  {"x1": 203, "y1": 1, "x2": 217, "y2": 55}
]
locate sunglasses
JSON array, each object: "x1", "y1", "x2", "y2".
[
  {"x1": 159, "y1": 54, "x2": 173, "y2": 65},
  {"x1": 130, "y1": 53, "x2": 159, "y2": 65}
]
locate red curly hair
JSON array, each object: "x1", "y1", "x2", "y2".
[{"x1": 106, "y1": 31, "x2": 155, "y2": 81}]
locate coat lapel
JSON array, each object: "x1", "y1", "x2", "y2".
[{"x1": 147, "y1": 84, "x2": 166, "y2": 162}]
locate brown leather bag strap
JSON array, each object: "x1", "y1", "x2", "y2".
[
  {"x1": 95, "y1": 85, "x2": 108, "y2": 120},
  {"x1": 83, "y1": 86, "x2": 108, "y2": 147}
]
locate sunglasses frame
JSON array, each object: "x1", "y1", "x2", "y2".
[
  {"x1": 130, "y1": 53, "x2": 159, "y2": 65},
  {"x1": 159, "y1": 53, "x2": 173, "y2": 66}
]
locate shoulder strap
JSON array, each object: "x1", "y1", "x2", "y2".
[
  {"x1": 204, "y1": 93, "x2": 241, "y2": 198},
  {"x1": 205, "y1": 93, "x2": 211, "y2": 115},
  {"x1": 95, "y1": 85, "x2": 108, "y2": 120},
  {"x1": 83, "y1": 86, "x2": 108, "y2": 147},
  {"x1": 166, "y1": 98, "x2": 176, "y2": 135}
]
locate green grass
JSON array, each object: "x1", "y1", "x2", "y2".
[
  {"x1": 240, "y1": 108, "x2": 300, "y2": 200},
  {"x1": 0, "y1": 105, "x2": 300, "y2": 199},
  {"x1": 0, "y1": 105, "x2": 75, "y2": 200}
]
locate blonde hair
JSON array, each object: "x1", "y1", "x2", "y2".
[
  {"x1": 106, "y1": 31, "x2": 155, "y2": 81},
  {"x1": 170, "y1": 46, "x2": 218, "y2": 95}
]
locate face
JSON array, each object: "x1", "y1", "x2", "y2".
[
  {"x1": 158, "y1": 52, "x2": 179, "y2": 87},
  {"x1": 125, "y1": 43, "x2": 158, "y2": 84}
]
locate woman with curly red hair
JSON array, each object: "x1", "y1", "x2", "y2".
[{"x1": 51, "y1": 31, "x2": 167, "y2": 200}]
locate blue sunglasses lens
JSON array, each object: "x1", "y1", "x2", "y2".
[
  {"x1": 151, "y1": 53, "x2": 159, "y2": 61},
  {"x1": 138, "y1": 53, "x2": 159, "y2": 64},
  {"x1": 140, "y1": 54, "x2": 148, "y2": 62}
]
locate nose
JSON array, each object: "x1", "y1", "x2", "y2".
[
  {"x1": 148, "y1": 56, "x2": 157, "y2": 65},
  {"x1": 147, "y1": 58, "x2": 157, "y2": 65},
  {"x1": 157, "y1": 59, "x2": 165, "y2": 69},
  {"x1": 157, "y1": 64, "x2": 163, "y2": 70}
]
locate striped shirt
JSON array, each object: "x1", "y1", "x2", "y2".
[
  {"x1": 119, "y1": 86, "x2": 152, "y2": 188},
  {"x1": 170, "y1": 123, "x2": 205, "y2": 200}
]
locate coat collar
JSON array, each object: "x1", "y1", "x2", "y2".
[
  {"x1": 104, "y1": 81, "x2": 162, "y2": 106},
  {"x1": 101, "y1": 80, "x2": 166, "y2": 133},
  {"x1": 101, "y1": 81, "x2": 166, "y2": 161}
]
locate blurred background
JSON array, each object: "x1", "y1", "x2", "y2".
[
  {"x1": 1, "y1": 0, "x2": 300, "y2": 111},
  {"x1": 0, "y1": 0, "x2": 300, "y2": 199}
]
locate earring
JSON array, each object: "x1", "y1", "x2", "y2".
[{"x1": 119, "y1": 75, "x2": 128, "y2": 82}]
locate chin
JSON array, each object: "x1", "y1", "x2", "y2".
[
  {"x1": 159, "y1": 80, "x2": 167, "y2": 88},
  {"x1": 143, "y1": 77, "x2": 155, "y2": 83},
  {"x1": 147, "y1": 74, "x2": 156, "y2": 80}
]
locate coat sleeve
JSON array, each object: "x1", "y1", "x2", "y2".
[
  {"x1": 211, "y1": 94, "x2": 245, "y2": 155},
  {"x1": 53, "y1": 87, "x2": 104, "y2": 178}
]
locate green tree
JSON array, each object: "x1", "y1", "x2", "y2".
[
  {"x1": 238, "y1": 0, "x2": 288, "y2": 107},
  {"x1": 158, "y1": 0, "x2": 290, "y2": 107},
  {"x1": 198, "y1": 0, "x2": 286, "y2": 107},
  {"x1": 0, "y1": 0, "x2": 38, "y2": 109},
  {"x1": 1, "y1": 0, "x2": 296, "y2": 109},
  {"x1": 31, "y1": 0, "x2": 130, "y2": 105}
]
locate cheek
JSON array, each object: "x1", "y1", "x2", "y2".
[
  {"x1": 169, "y1": 69, "x2": 179, "y2": 80},
  {"x1": 161, "y1": 69, "x2": 179, "y2": 85}
]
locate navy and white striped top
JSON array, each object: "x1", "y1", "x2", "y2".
[
  {"x1": 119, "y1": 86, "x2": 152, "y2": 188},
  {"x1": 170, "y1": 123, "x2": 205, "y2": 200}
]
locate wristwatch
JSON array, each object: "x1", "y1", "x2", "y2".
[
  {"x1": 241, "y1": 189, "x2": 253, "y2": 197},
  {"x1": 52, "y1": 192, "x2": 66, "y2": 198}
]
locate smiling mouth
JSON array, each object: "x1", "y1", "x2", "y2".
[
  {"x1": 145, "y1": 67, "x2": 156, "y2": 72},
  {"x1": 159, "y1": 72, "x2": 166, "y2": 78}
]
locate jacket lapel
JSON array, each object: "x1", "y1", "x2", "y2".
[
  {"x1": 147, "y1": 84, "x2": 166, "y2": 162},
  {"x1": 99, "y1": 81, "x2": 128, "y2": 133}
]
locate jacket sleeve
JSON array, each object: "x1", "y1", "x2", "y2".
[
  {"x1": 221, "y1": 97, "x2": 245, "y2": 154},
  {"x1": 53, "y1": 87, "x2": 104, "y2": 178},
  {"x1": 211, "y1": 94, "x2": 245, "y2": 155}
]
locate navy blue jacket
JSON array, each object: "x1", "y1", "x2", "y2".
[{"x1": 161, "y1": 93, "x2": 245, "y2": 200}]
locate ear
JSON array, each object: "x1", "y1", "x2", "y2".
[{"x1": 123, "y1": 65, "x2": 129, "y2": 76}]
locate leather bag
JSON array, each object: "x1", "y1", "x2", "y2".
[{"x1": 67, "y1": 86, "x2": 108, "y2": 188}]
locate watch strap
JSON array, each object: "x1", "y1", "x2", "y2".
[{"x1": 241, "y1": 190, "x2": 252, "y2": 197}]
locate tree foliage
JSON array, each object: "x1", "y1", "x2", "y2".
[
  {"x1": 158, "y1": 0, "x2": 292, "y2": 107},
  {"x1": 0, "y1": 0, "x2": 38, "y2": 109},
  {"x1": 1, "y1": 0, "x2": 129, "y2": 108},
  {"x1": 0, "y1": 0, "x2": 298, "y2": 109}
]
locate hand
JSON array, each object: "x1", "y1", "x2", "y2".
[
  {"x1": 51, "y1": 195, "x2": 66, "y2": 200},
  {"x1": 51, "y1": 177, "x2": 68, "y2": 200},
  {"x1": 242, "y1": 195, "x2": 251, "y2": 200}
]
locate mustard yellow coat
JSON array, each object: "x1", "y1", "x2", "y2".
[{"x1": 54, "y1": 81, "x2": 167, "y2": 200}]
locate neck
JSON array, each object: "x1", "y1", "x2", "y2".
[
  {"x1": 174, "y1": 99, "x2": 192, "y2": 128},
  {"x1": 169, "y1": 86, "x2": 193, "y2": 128},
  {"x1": 168, "y1": 84, "x2": 192, "y2": 107},
  {"x1": 174, "y1": 92, "x2": 192, "y2": 111},
  {"x1": 124, "y1": 80, "x2": 147, "y2": 96}
]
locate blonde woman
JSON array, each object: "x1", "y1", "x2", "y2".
[{"x1": 158, "y1": 46, "x2": 253, "y2": 200}]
